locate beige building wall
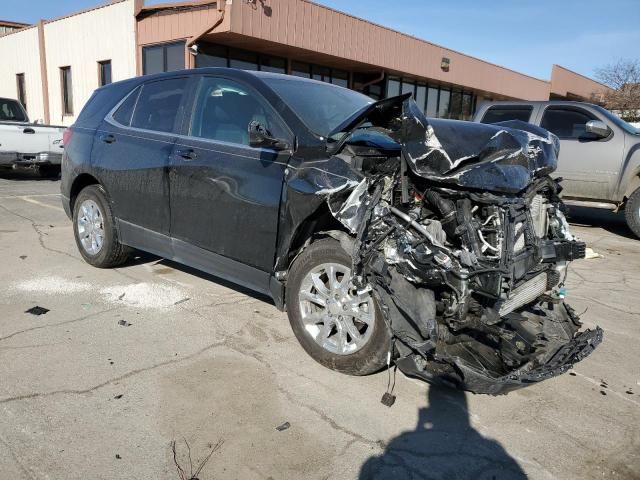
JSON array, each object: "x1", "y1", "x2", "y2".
[
  {"x1": 43, "y1": 0, "x2": 138, "y2": 126},
  {"x1": 0, "y1": 27, "x2": 46, "y2": 122}
]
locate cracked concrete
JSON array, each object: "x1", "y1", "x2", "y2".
[{"x1": 0, "y1": 174, "x2": 638, "y2": 480}]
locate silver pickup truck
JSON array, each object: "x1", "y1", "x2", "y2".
[
  {"x1": 0, "y1": 97, "x2": 65, "y2": 177},
  {"x1": 474, "y1": 101, "x2": 640, "y2": 237}
]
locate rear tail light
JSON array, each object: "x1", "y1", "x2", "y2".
[{"x1": 62, "y1": 128, "x2": 73, "y2": 146}]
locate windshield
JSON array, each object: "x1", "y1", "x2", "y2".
[
  {"x1": 262, "y1": 77, "x2": 373, "y2": 137},
  {"x1": 592, "y1": 105, "x2": 639, "y2": 135},
  {"x1": 0, "y1": 98, "x2": 27, "y2": 122}
]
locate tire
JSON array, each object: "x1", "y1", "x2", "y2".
[
  {"x1": 38, "y1": 165, "x2": 60, "y2": 179},
  {"x1": 286, "y1": 237, "x2": 392, "y2": 376},
  {"x1": 72, "y1": 184, "x2": 130, "y2": 268},
  {"x1": 625, "y1": 188, "x2": 640, "y2": 239}
]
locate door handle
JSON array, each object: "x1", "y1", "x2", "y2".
[
  {"x1": 175, "y1": 148, "x2": 196, "y2": 161},
  {"x1": 100, "y1": 134, "x2": 116, "y2": 144},
  {"x1": 23, "y1": 127, "x2": 35, "y2": 134}
]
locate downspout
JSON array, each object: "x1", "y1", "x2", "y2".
[
  {"x1": 37, "y1": 20, "x2": 50, "y2": 124},
  {"x1": 187, "y1": 1, "x2": 226, "y2": 48}
]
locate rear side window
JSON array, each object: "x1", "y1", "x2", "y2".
[
  {"x1": 541, "y1": 107, "x2": 597, "y2": 140},
  {"x1": 112, "y1": 87, "x2": 140, "y2": 126},
  {"x1": 130, "y1": 78, "x2": 187, "y2": 133},
  {"x1": 481, "y1": 106, "x2": 532, "y2": 124},
  {"x1": 0, "y1": 98, "x2": 27, "y2": 122}
]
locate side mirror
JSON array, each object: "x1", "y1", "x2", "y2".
[
  {"x1": 585, "y1": 120, "x2": 610, "y2": 138},
  {"x1": 248, "y1": 121, "x2": 290, "y2": 150}
]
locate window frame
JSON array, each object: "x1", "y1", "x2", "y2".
[
  {"x1": 540, "y1": 105, "x2": 604, "y2": 141},
  {"x1": 60, "y1": 66, "x2": 74, "y2": 116},
  {"x1": 185, "y1": 74, "x2": 293, "y2": 149},
  {"x1": 98, "y1": 60, "x2": 112, "y2": 87}
]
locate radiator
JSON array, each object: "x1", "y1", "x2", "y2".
[{"x1": 498, "y1": 273, "x2": 548, "y2": 316}]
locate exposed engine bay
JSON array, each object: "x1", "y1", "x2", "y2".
[{"x1": 290, "y1": 94, "x2": 603, "y2": 394}]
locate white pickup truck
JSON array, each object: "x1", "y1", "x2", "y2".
[{"x1": 0, "y1": 97, "x2": 65, "y2": 177}]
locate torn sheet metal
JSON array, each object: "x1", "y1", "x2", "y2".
[{"x1": 310, "y1": 95, "x2": 602, "y2": 394}]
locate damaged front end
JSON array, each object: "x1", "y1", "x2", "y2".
[{"x1": 318, "y1": 95, "x2": 603, "y2": 394}]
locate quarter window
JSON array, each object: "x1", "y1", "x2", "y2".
[
  {"x1": 189, "y1": 77, "x2": 287, "y2": 146},
  {"x1": 541, "y1": 107, "x2": 597, "y2": 139},
  {"x1": 482, "y1": 106, "x2": 533, "y2": 124},
  {"x1": 130, "y1": 78, "x2": 187, "y2": 133},
  {"x1": 113, "y1": 87, "x2": 141, "y2": 126}
]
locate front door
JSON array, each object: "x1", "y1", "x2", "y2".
[
  {"x1": 168, "y1": 75, "x2": 292, "y2": 272},
  {"x1": 539, "y1": 105, "x2": 624, "y2": 201},
  {"x1": 92, "y1": 77, "x2": 190, "y2": 236}
]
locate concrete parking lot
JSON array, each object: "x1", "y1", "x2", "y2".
[{"x1": 0, "y1": 171, "x2": 638, "y2": 480}]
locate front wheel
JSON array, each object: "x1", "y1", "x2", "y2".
[
  {"x1": 285, "y1": 237, "x2": 392, "y2": 376},
  {"x1": 625, "y1": 188, "x2": 640, "y2": 239}
]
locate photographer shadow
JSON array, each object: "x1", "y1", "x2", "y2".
[{"x1": 359, "y1": 386, "x2": 527, "y2": 480}]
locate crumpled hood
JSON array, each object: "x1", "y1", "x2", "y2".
[{"x1": 330, "y1": 94, "x2": 560, "y2": 194}]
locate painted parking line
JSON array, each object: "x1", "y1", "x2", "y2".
[
  {"x1": 0, "y1": 193, "x2": 61, "y2": 199},
  {"x1": 15, "y1": 196, "x2": 64, "y2": 212}
]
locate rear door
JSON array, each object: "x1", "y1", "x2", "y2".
[
  {"x1": 539, "y1": 105, "x2": 623, "y2": 200},
  {"x1": 168, "y1": 74, "x2": 293, "y2": 272},
  {"x1": 92, "y1": 76, "x2": 190, "y2": 237}
]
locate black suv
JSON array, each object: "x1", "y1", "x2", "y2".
[{"x1": 62, "y1": 68, "x2": 602, "y2": 394}]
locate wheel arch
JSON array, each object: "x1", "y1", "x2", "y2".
[{"x1": 69, "y1": 173, "x2": 101, "y2": 212}]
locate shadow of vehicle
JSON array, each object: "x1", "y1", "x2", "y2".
[
  {"x1": 0, "y1": 167, "x2": 60, "y2": 181},
  {"x1": 358, "y1": 386, "x2": 527, "y2": 480},
  {"x1": 566, "y1": 205, "x2": 635, "y2": 240}
]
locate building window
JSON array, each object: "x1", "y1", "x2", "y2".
[
  {"x1": 142, "y1": 41, "x2": 185, "y2": 75},
  {"x1": 229, "y1": 48, "x2": 258, "y2": 71},
  {"x1": 449, "y1": 90, "x2": 463, "y2": 120},
  {"x1": 60, "y1": 66, "x2": 73, "y2": 115},
  {"x1": 16, "y1": 73, "x2": 26, "y2": 112},
  {"x1": 291, "y1": 61, "x2": 311, "y2": 78},
  {"x1": 426, "y1": 86, "x2": 439, "y2": 117},
  {"x1": 387, "y1": 78, "x2": 400, "y2": 97},
  {"x1": 98, "y1": 60, "x2": 112, "y2": 86},
  {"x1": 437, "y1": 89, "x2": 451, "y2": 119}
]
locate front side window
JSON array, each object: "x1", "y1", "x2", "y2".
[
  {"x1": 60, "y1": 66, "x2": 73, "y2": 115},
  {"x1": 130, "y1": 78, "x2": 187, "y2": 133},
  {"x1": 0, "y1": 98, "x2": 27, "y2": 122},
  {"x1": 189, "y1": 77, "x2": 287, "y2": 146},
  {"x1": 541, "y1": 107, "x2": 597, "y2": 139},
  {"x1": 482, "y1": 106, "x2": 533, "y2": 124}
]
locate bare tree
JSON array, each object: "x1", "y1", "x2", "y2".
[{"x1": 595, "y1": 59, "x2": 640, "y2": 121}]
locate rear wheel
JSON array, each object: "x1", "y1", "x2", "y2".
[
  {"x1": 73, "y1": 185, "x2": 130, "y2": 268},
  {"x1": 286, "y1": 237, "x2": 392, "y2": 375},
  {"x1": 625, "y1": 188, "x2": 640, "y2": 239}
]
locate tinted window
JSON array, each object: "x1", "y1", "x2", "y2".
[
  {"x1": 99, "y1": 60, "x2": 112, "y2": 86},
  {"x1": 541, "y1": 107, "x2": 596, "y2": 139},
  {"x1": 61, "y1": 66, "x2": 73, "y2": 115},
  {"x1": 143, "y1": 42, "x2": 185, "y2": 75},
  {"x1": 190, "y1": 77, "x2": 287, "y2": 146},
  {"x1": 426, "y1": 87, "x2": 438, "y2": 117},
  {"x1": 482, "y1": 106, "x2": 532, "y2": 124},
  {"x1": 263, "y1": 77, "x2": 373, "y2": 137},
  {"x1": 113, "y1": 87, "x2": 141, "y2": 126},
  {"x1": 131, "y1": 78, "x2": 186, "y2": 133},
  {"x1": 0, "y1": 98, "x2": 27, "y2": 122},
  {"x1": 437, "y1": 89, "x2": 450, "y2": 118}
]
